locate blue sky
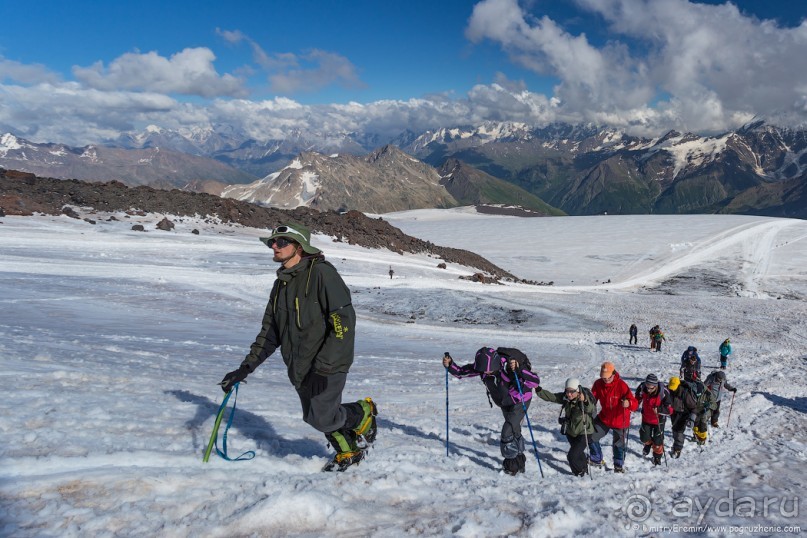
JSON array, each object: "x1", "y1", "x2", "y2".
[{"x1": 1, "y1": 0, "x2": 805, "y2": 145}]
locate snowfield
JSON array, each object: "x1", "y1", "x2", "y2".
[{"x1": 1, "y1": 210, "x2": 805, "y2": 537}]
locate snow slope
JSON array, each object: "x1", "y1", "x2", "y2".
[{"x1": 1, "y1": 211, "x2": 805, "y2": 537}]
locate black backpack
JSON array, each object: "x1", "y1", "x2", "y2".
[
  {"x1": 496, "y1": 347, "x2": 532, "y2": 371},
  {"x1": 683, "y1": 380, "x2": 712, "y2": 410}
]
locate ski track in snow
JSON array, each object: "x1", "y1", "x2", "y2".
[{"x1": 1, "y1": 212, "x2": 806, "y2": 537}]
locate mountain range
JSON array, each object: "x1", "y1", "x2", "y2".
[
  {"x1": 2, "y1": 120, "x2": 806, "y2": 218},
  {"x1": 0, "y1": 133, "x2": 255, "y2": 188}
]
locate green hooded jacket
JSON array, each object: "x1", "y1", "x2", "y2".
[
  {"x1": 241, "y1": 255, "x2": 356, "y2": 388},
  {"x1": 537, "y1": 388, "x2": 597, "y2": 437}
]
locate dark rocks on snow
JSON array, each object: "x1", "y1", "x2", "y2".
[
  {"x1": 62, "y1": 206, "x2": 81, "y2": 219},
  {"x1": 156, "y1": 217, "x2": 175, "y2": 231},
  {"x1": 131, "y1": 224, "x2": 145, "y2": 232},
  {"x1": 0, "y1": 169, "x2": 518, "y2": 280}
]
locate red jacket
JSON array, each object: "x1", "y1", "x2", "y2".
[
  {"x1": 591, "y1": 371, "x2": 638, "y2": 428},
  {"x1": 635, "y1": 384, "x2": 673, "y2": 425}
]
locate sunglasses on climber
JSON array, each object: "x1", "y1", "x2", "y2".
[{"x1": 267, "y1": 236, "x2": 297, "y2": 248}]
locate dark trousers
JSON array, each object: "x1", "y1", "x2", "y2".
[
  {"x1": 671, "y1": 413, "x2": 688, "y2": 450},
  {"x1": 712, "y1": 401, "x2": 723, "y2": 423},
  {"x1": 671, "y1": 412, "x2": 709, "y2": 450},
  {"x1": 639, "y1": 421, "x2": 665, "y2": 453},
  {"x1": 566, "y1": 433, "x2": 589, "y2": 474},
  {"x1": 296, "y1": 372, "x2": 352, "y2": 433},
  {"x1": 630, "y1": 334, "x2": 638, "y2": 344},
  {"x1": 500, "y1": 402, "x2": 528, "y2": 458}
]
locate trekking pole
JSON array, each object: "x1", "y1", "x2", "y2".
[
  {"x1": 622, "y1": 406, "x2": 631, "y2": 458},
  {"x1": 444, "y1": 352, "x2": 450, "y2": 457},
  {"x1": 654, "y1": 424, "x2": 668, "y2": 468},
  {"x1": 514, "y1": 374, "x2": 544, "y2": 477},
  {"x1": 726, "y1": 391, "x2": 736, "y2": 428},
  {"x1": 658, "y1": 413, "x2": 671, "y2": 467},
  {"x1": 579, "y1": 386, "x2": 592, "y2": 480}
]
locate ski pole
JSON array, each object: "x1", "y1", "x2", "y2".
[
  {"x1": 726, "y1": 391, "x2": 736, "y2": 428},
  {"x1": 657, "y1": 413, "x2": 670, "y2": 467},
  {"x1": 579, "y1": 386, "x2": 592, "y2": 480},
  {"x1": 654, "y1": 424, "x2": 668, "y2": 467},
  {"x1": 514, "y1": 374, "x2": 544, "y2": 477},
  {"x1": 622, "y1": 404, "x2": 631, "y2": 462},
  {"x1": 444, "y1": 352, "x2": 450, "y2": 457}
]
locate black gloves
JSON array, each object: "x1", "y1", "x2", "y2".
[
  {"x1": 304, "y1": 371, "x2": 329, "y2": 397},
  {"x1": 731, "y1": 387, "x2": 737, "y2": 393},
  {"x1": 220, "y1": 364, "x2": 250, "y2": 393}
]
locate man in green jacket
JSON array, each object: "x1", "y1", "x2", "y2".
[
  {"x1": 220, "y1": 222, "x2": 377, "y2": 471},
  {"x1": 537, "y1": 377, "x2": 597, "y2": 476}
]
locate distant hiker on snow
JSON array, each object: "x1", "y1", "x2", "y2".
[
  {"x1": 219, "y1": 222, "x2": 377, "y2": 472},
  {"x1": 667, "y1": 376, "x2": 714, "y2": 457},
  {"x1": 680, "y1": 347, "x2": 702, "y2": 381},
  {"x1": 652, "y1": 329, "x2": 666, "y2": 352},
  {"x1": 649, "y1": 325, "x2": 660, "y2": 350},
  {"x1": 719, "y1": 338, "x2": 732, "y2": 370},
  {"x1": 587, "y1": 361, "x2": 638, "y2": 473},
  {"x1": 389, "y1": 266, "x2": 394, "y2": 279},
  {"x1": 635, "y1": 374, "x2": 673, "y2": 466},
  {"x1": 536, "y1": 377, "x2": 596, "y2": 477},
  {"x1": 629, "y1": 324, "x2": 638, "y2": 345},
  {"x1": 704, "y1": 370, "x2": 736, "y2": 428},
  {"x1": 443, "y1": 347, "x2": 541, "y2": 476}
]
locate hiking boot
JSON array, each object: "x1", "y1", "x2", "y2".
[
  {"x1": 575, "y1": 471, "x2": 587, "y2": 477},
  {"x1": 322, "y1": 449, "x2": 365, "y2": 472},
  {"x1": 354, "y1": 398, "x2": 378, "y2": 445},
  {"x1": 652, "y1": 454, "x2": 662, "y2": 466},
  {"x1": 671, "y1": 449, "x2": 681, "y2": 458},
  {"x1": 503, "y1": 457, "x2": 520, "y2": 475},
  {"x1": 613, "y1": 465, "x2": 625, "y2": 473},
  {"x1": 642, "y1": 444, "x2": 652, "y2": 456},
  {"x1": 588, "y1": 458, "x2": 604, "y2": 468},
  {"x1": 711, "y1": 421, "x2": 719, "y2": 428},
  {"x1": 516, "y1": 453, "x2": 526, "y2": 474}
]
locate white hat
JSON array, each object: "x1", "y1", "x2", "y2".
[{"x1": 565, "y1": 377, "x2": 580, "y2": 390}]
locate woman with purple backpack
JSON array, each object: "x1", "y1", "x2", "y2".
[{"x1": 443, "y1": 346, "x2": 541, "y2": 476}]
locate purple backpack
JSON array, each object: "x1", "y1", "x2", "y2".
[{"x1": 474, "y1": 347, "x2": 502, "y2": 374}]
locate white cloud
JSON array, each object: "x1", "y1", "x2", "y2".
[
  {"x1": 3, "y1": 0, "x2": 807, "y2": 148},
  {"x1": 466, "y1": 0, "x2": 807, "y2": 133},
  {"x1": 217, "y1": 28, "x2": 365, "y2": 94},
  {"x1": 0, "y1": 57, "x2": 62, "y2": 85},
  {"x1": 268, "y1": 49, "x2": 365, "y2": 94},
  {"x1": 72, "y1": 47, "x2": 248, "y2": 98}
]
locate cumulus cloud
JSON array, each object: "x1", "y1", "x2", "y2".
[
  {"x1": 3, "y1": 1, "x2": 807, "y2": 147},
  {"x1": 0, "y1": 82, "x2": 179, "y2": 142},
  {"x1": 466, "y1": 0, "x2": 807, "y2": 133},
  {"x1": 72, "y1": 48, "x2": 248, "y2": 98},
  {"x1": 217, "y1": 28, "x2": 365, "y2": 94},
  {"x1": 0, "y1": 57, "x2": 62, "y2": 85}
]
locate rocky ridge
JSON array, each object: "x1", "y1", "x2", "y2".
[{"x1": 0, "y1": 168, "x2": 529, "y2": 281}]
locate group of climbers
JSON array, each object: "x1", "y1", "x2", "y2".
[{"x1": 444, "y1": 338, "x2": 738, "y2": 477}]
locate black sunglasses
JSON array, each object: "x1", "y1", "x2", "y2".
[{"x1": 268, "y1": 237, "x2": 296, "y2": 248}]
